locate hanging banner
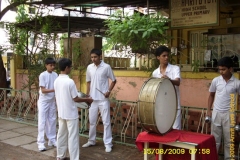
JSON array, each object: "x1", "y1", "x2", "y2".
[{"x1": 170, "y1": 0, "x2": 219, "y2": 28}]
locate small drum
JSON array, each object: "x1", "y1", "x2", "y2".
[
  {"x1": 138, "y1": 78, "x2": 177, "y2": 134},
  {"x1": 75, "y1": 91, "x2": 89, "y2": 109}
]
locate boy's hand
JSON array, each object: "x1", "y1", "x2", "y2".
[
  {"x1": 104, "y1": 91, "x2": 111, "y2": 98},
  {"x1": 86, "y1": 97, "x2": 93, "y2": 106}
]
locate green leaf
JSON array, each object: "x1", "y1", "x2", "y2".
[
  {"x1": 163, "y1": 26, "x2": 169, "y2": 30},
  {"x1": 128, "y1": 30, "x2": 133, "y2": 37},
  {"x1": 150, "y1": 28, "x2": 157, "y2": 31},
  {"x1": 138, "y1": 29, "x2": 145, "y2": 32},
  {"x1": 133, "y1": 30, "x2": 138, "y2": 34},
  {"x1": 142, "y1": 31, "x2": 148, "y2": 38},
  {"x1": 158, "y1": 29, "x2": 163, "y2": 34}
]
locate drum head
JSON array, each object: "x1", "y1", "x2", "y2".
[
  {"x1": 154, "y1": 79, "x2": 177, "y2": 134},
  {"x1": 75, "y1": 92, "x2": 89, "y2": 109}
]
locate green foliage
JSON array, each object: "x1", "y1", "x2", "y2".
[
  {"x1": 12, "y1": 0, "x2": 26, "y2": 3},
  {"x1": 191, "y1": 60, "x2": 200, "y2": 72},
  {"x1": 102, "y1": 37, "x2": 114, "y2": 52},
  {"x1": 39, "y1": 17, "x2": 61, "y2": 34},
  {"x1": 72, "y1": 39, "x2": 84, "y2": 70},
  {"x1": 104, "y1": 11, "x2": 170, "y2": 54},
  {"x1": 71, "y1": 39, "x2": 88, "y2": 82},
  {"x1": 60, "y1": 33, "x2": 68, "y2": 55},
  {"x1": 7, "y1": 4, "x2": 61, "y2": 91}
]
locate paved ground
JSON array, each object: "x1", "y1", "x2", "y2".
[{"x1": 0, "y1": 118, "x2": 153, "y2": 160}]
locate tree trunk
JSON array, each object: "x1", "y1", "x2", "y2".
[
  {"x1": 0, "y1": 2, "x2": 21, "y2": 20},
  {"x1": 0, "y1": 54, "x2": 7, "y2": 94}
]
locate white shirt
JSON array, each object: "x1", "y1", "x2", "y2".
[
  {"x1": 209, "y1": 75, "x2": 240, "y2": 111},
  {"x1": 38, "y1": 71, "x2": 58, "y2": 102},
  {"x1": 6, "y1": 70, "x2": 10, "y2": 81},
  {"x1": 86, "y1": 61, "x2": 116, "y2": 100},
  {"x1": 152, "y1": 63, "x2": 181, "y2": 109},
  {"x1": 54, "y1": 74, "x2": 79, "y2": 119}
]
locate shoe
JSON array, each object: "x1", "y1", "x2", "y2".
[
  {"x1": 82, "y1": 142, "x2": 94, "y2": 148},
  {"x1": 105, "y1": 146, "x2": 112, "y2": 152},
  {"x1": 48, "y1": 141, "x2": 57, "y2": 147},
  {"x1": 38, "y1": 144, "x2": 46, "y2": 152},
  {"x1": 56, "y1": 158, "x2": 67, "y2": 160},
  {"x1": 39, "y1": 148, "x2": 46, "y2": 152}
]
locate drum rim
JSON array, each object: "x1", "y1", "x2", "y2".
[
  {"x1": 138, "y1": 78, "x2": 154, "y2": 132},
  {"x1": 138, "y1": 78, "x2": 162, "y2": 133}
]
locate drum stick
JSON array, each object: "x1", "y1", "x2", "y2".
[{"x1": 96, "y1": 88, "x2": 105, "y2": 95}]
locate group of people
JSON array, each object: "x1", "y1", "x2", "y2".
[
  {"x1": 36, "y1": 45, "x2": 239, "y2": 160},
  {"x1": 37, "y1": 48, "x2": 116, "y2": 160},
  {"x1": 153, "y1": 46, "x2": 240, "y2": 159}
]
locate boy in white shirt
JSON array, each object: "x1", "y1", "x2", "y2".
[
  {"x1": 152, "y1": 45, "x2": 181, "y2": 130},
  {"x1": 82, "y1": 48, "x2": 117, "y2": 153},
  {"x1": 37, "y1": 57, "x2": 58, "y2": 151},
  {"x1": 54, "y1": 58, "x2": 93, "y2": 160},
  {"x1": 207, "y1": 57, "x2": 240, "y2": 159}
]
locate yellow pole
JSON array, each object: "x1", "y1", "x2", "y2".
[{"x1": 10, "y1": 55, "x2": 16, "y2": 90}]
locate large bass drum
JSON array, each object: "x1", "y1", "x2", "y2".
[
  {"x1": 138, "y1": 78, "x2": 177, "y2": 134},
  {"x1": 75, "y1": 91, "x2": 89, "y2": 109}
]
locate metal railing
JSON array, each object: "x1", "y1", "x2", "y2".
[{"x1": 0, "y1": 88, "x2": 38, "y2": 123}]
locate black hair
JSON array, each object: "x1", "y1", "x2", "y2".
[
  {"x1": 58, "y1": 58, "x2": 72, "y2": 71},
  {"x1": 155, "y1": 45, "x2": 170, "y2": 57},
  {"x1": 90, "y1": 48, "x2": 102, "y2": 56},
  {"x1": 217, "y1": 56, "x2": 233, "y2": 68},
  {"x1": 45, "y1": 57, "x2": 56, "y2": 64}
]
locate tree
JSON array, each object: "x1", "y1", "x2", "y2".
[
  {"x1": 104, "y1": 11, "x2": 170, "y2": 54},
  {"x1": 0, "y1": 0, "x2": 47, "y2": 91},
  {"x1": 6, "y1": 4, "x2": 61, "y2": 91},
  {"x1": 104, "y1": 10, "x2": 170, "y2": 70}
]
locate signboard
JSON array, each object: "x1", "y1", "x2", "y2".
[{"x1": 170, "y1": 0, "x2": 219, "y2": 28}]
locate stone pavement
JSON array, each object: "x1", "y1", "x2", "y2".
[
  {"x1": 0, "y1": 118, "x2": 56, "y2": 158},
  {"x1": 0, "y1": 118, "x2": 147, "y2": 160}
]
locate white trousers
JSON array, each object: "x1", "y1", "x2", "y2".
[
  {"x1": 57, "y1": 118, "x2": 79, "y2": 160},
  {"x1": 37, "y1": 100, "x2": 56, "y2": 146},
  {"x1": 173, "y1": 109, "x2": 181, "y2": 130},
  {"x1": 88, "y1": 100, "x2": 112, "y2": 148},
  {"x1": 211, "y1": 109, "x2": 230, "y2": 159}
]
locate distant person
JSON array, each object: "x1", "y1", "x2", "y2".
[
  {"x1": 82, "y1": 48, "x2": 117, "y2": 152},
  {"x1": 37, "y1": 58, "x2": 58, "y2": 151},
  {"x1": 54, "y1": 58, "x2": 93, "y2": 160},
  {"x1": 207, "y1": 57, "x2": 240, "y2": 159},
  {"x1": 152, "y1": 45, "x2": 181, "y2": 130},
  {"x1": 5, "y1": 68, "x2": 10, "y2": 94},
  {"x1": 6, "y1": 68, "x2": 10, "y2": 87}
]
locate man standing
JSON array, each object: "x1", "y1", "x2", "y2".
[
  {"x1": 54, "y1": 58, "x2": 93, "y2": 160},
  {"x1": 82, "y1": 48, "x2": 117, "y2": 153},
  {"x1": 152, "y1": 45, "x2": 181, "y2": 130},
  {"x1": 207, "y1": 57, "x2": 240, "y2": 159}
]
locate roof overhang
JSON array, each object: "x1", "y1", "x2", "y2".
[
  {"x1": 15, "y1": 16, "x2": 107, "y2": 34},
  {"x1": 32, "y1": 0, "x2": 169, "y2": 9}
]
